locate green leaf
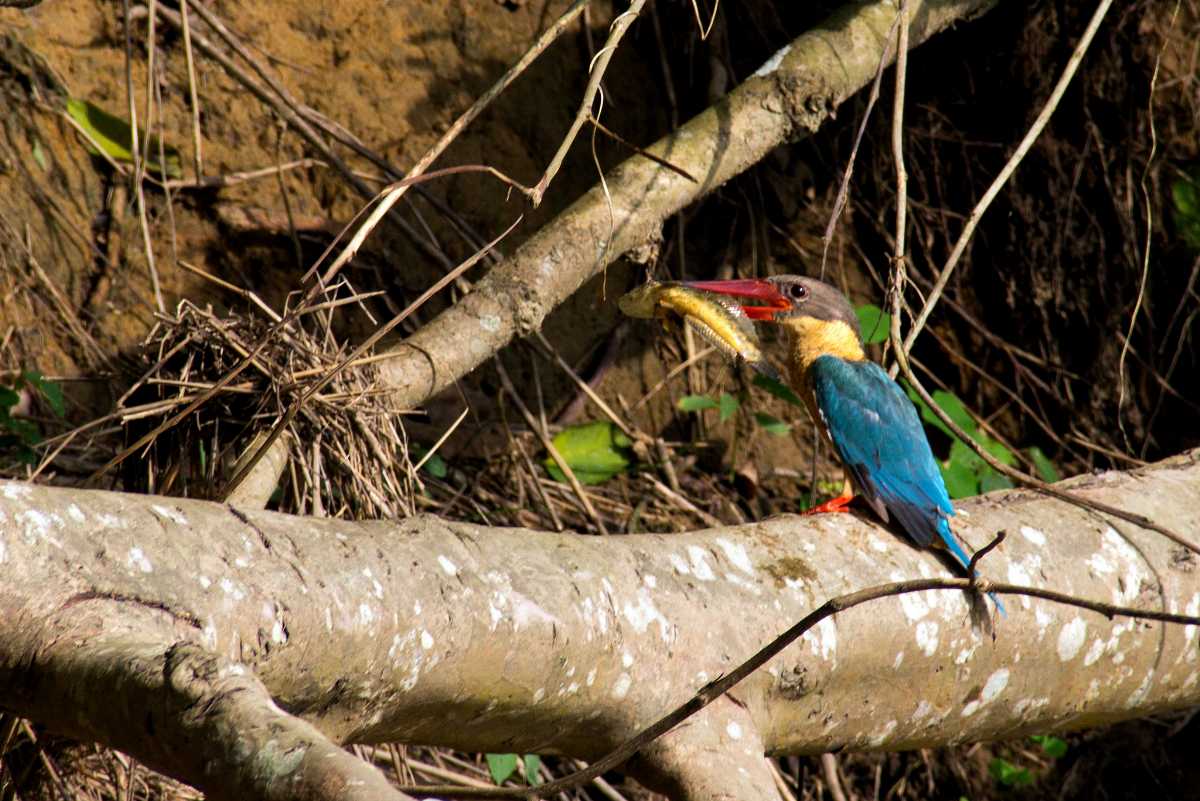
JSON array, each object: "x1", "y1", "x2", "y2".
[
  {"x1": 941, "y1": 452, "x2": 978, "y2": 500},
  {"x1": 1172, "y1": 172, "x2": 1200, "y2": 251},
  {"x1": 1030, "y1": 734, "x2": 1068, "y2": 759},
  {"x1": 978, "y1": 470, "x2": 1014, "y2": 493},
  {"x1": 718, "y1": 393, "x2": 739, "y2": 423},
  {"x1": 523, "y1": 754, "x2": 542, "y2": 785},
  {"x1": 1027, "y1": 446, "x2": 1060, "y2": 483},
  {"x1": 66, "y1": 98, "x2": 182, "y2": 179},
  {"x1": 988, "y1": 758, "x2": 1033, "y2": 787},
  {"x1": 486, "y1": 753, "x2": 518, "y2": 785},
  {"x1": 22, "y1": 371, "x2": 65, "y2": 418},
  {"x1": 752, "y1": 374, "x2": 805, "y2": 407},
  {"x1": 0, "y1": 387, "x2": 18, "y2": 411},
  {"x1": 754, "y1": 412, "x2": 791, "y2": 436},
  {"x1": 543, "y1": 420, "x2": 632, "y2": 485},
  {"x1": 930, "y1": 390, "x2": 975, "y2": 434},
  {"x1": 409, "y1": 444, "x2": 448, "y2": 478},
  {"x1": 678, "y1": 394, "x2": 719, "y2": 412},
  {"x1": 855, "y1": 303, "x2": 892, "y2": 345}
]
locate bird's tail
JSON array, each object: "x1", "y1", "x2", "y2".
[{"x1": 939, "y1": 520, "x2": 1006, "y2": 616}]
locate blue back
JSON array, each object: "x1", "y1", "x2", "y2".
[{"x1": 809, "y1": 357, "x2": 966, "y2": 565}]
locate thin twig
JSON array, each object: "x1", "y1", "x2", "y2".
[{"x1": 531, "y1": 0, "x2": 648, "y2": 206}]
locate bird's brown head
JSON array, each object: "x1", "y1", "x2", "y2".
[{"x1": 684, "y1": 275, "x2": 866, "y2": 368}]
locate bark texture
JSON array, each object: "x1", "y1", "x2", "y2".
[{"x1": 1, "y1": 452, "x2": 1198, "y2": 801}]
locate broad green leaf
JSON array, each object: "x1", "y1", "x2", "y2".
[
  {"x1": 678, "y1": 394, "x2": 719, "y2": 412},
  {"x1": 420, "y1": 452, "x2": 448, "y2": 478},
  {"x1": 979, "y1": 435, "x2": 1017, "y2": 467},
  {"x1": 543, "y1": 420, "x2": 632, "y2": 485},
  {"x1": 523, "y1": 754, "x2": 542, "y2": 785},
  {"x1": 0, "y1": 387, "x2": 18, "y2": 411},
  {"x1": 978, "y1": 470, "x2": 1014, "y2": 493},
  {"x1": 22, "y1": 370, "x2": 65, "y2": 418},
  {"x1": 718, "y1": 392, "x2": 738, "y2": 422},
  {"x1": 752, "y1": 374, "x2": 805, "y2": 407},
  {"x1": 1027, "y1": 446, "x2": 1060, "y2": 483},
  {"x1": 941, "y1": 453, "x2": 978, "y2": 500},
  {"x1": 855, "y1": 303, "x2": 892, "y2": 345},
  {"x1": 1030, "y1": 734, "x2": 1068, "y2": 758},
  {"x1": 754, "y1": 412, "x2": 791, "y2": 436},
  {"x1": 486, "y1": 753, "x2": 518, "y2": 785},
  {"x1": 66, "y1": 98, "x2": 183, "y2": 179},
  {"x1": 409, "y1": 444, "x2": 448, "y2": 478},
  {"x1": 930, "y1": 390, "x2": 975, "y2": 434}
]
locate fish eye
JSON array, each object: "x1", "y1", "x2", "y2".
[{"x1": 788, "y1": 283, "x2": 809, "y2": 301}]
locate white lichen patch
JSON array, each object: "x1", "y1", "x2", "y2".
[
  {"x1": 867, "y1": 719, "x2": 897, "y2": 747},
  {"x1": 586, "y1": 667, "x2": 597, "y2": 687},
  {"x1": 437, "y1": 554, "x2": 459, "y2": 576},
  {"x1": 611, "y1": 672, "x2": 632, "y2": 700},
  {"x1": 1182, "y1": 593, "x2": 1199, "y2": 660},
  {"x1": 1085, "y1": 552, "x2": 1116, "y2": 575},
  {"x1": 915, "y1": 621, "x2": 939, "y2": 657},
  {"x1": 893, "y1": 651, "x2": 905, "y2": 669},
  {"x1": 17, "y1": 509, "x2": 62, "y2": 547},
  {"x1": 1084, "y1": 637, "x2": 1106, "y2": 667},
  {"x1": 911, "y1": 699, "x2": 934, "y2": 722},
  {"x1": 685, "y1": 545, "x2": 716, "y2": 581},
  {"x1": 0, "y1": 537, "x2": 6, "y2": 564},
  {"x1": 2, "y1": 482, "x2": 32, "y2": 499},
  {"x1": 982, "y1": 668, "x2": 1010, "y2": 702},
  {"x1": 642, "y1": 573, "x2": 657, "y2": 588},
  {"x1": 420, "y1": 630, "x2": 434, "y2": 650},
  {"x1": 1057, "y1": 616, "x2": 1087, "y2": 661},
  {"x1": 752, "y1": 43, "x2": 792, "y2": 77},
  {"x1": 358, "y1": 603, "x2": 377, "y2": 627},
  {"x1": 151, "y1": 504, "x2": 189, "y2": 526},
  {"x1": 511, "y1": 591, "x2": 560, "y2": 630},
  {"x1": 66, "y1": 503, "x2": 85, "y2": 523},
  {"x1": 93, "y1": 512, "x2": 128, "y2": 530},
  {"x1": 892, "y1": 571, "x2": 930, "y2": 622},
  {"x1": 479, "y1": 314, "x2": 501, "y2": 333},
  {"x1": 622, "y1": 651, "x2": 635, "y2": 668},
  {"x1": 1019, "y1": 526, "x2": 1046, "y2": 546},
  {"x1": 219, "y1": 577, "x2": 245, "y2": 601},
  {"x1": 867, "y1": 533, "x2": 890, "y2": 553},
  {"x1": 1013, "y1": 697, "x2": 1050, "y2": 718},
  {"x1": 125, "y1": 546, "x2": 152, "y2": 573},
  {"x1": 1125, "y1": 671, "x2": 1154, "y2": 709},
  {"x1": 715, "y1": 537, "x2": 755, "y2": 574},
  {"x1": 955, "y1": 642, "x2": 979, "y2": 666},
  {"x1": 668, "y1": 552, "x2": 691, "y2": 575},
  {"x1": 726, "y1": 721, "x2": 743, "y2": 740},
  {"x1": 1034, "y1": 607, "x2": 1053, "y2": 641}
]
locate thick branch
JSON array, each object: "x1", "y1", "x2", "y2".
[
  {"x1": 1, "y1": 451, "x2": 1198, "y2": 800},
  {"x1": 375, "y1": 0, "x2": 998, "y2": 407}
]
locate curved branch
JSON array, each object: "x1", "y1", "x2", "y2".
[{"x1": 373, "y1": 0, "x2": 998, "y2": 408}]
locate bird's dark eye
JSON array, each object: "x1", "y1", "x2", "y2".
[{"x1": 788, "y1": 283, "x2": 809, "y2": 301}]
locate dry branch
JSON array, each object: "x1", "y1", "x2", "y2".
[
  {"x1": 2, "y1": 452, "x2": 1199, "y2": 801},
  {"x1": 372, "y1": 0, "x2": 997, "y2": 409}
]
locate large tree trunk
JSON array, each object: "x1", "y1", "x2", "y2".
[{"x1": 2, "y1": 451, "x2": 1198, "y2": 800}]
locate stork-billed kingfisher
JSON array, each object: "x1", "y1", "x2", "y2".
[{"x1": 686, "y1": 275, "x2": 1002, "y2": 613}]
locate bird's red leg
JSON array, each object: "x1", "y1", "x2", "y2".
[
  {"x1": 803, "y1": 475, "x2": 857, "y2": 515},
  {"x1": 803, "y1": 494, "x2": 855, "y2": 515}
]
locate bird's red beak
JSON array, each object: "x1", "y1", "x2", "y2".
[{"x1": 682, "y1": 279, "x2": 790, "y2": 321}]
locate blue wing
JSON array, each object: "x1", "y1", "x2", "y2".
[{"x1": 809, "y1": 357, "x2": 971, "y2": 570}]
